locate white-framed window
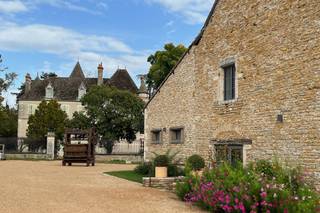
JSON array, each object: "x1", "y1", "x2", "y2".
[
  {"x1": 28, "y1": 104, "x2": 37, "y2": 115},
  {"x1": 45, "y1": 83, "x2": 54, "y2": 99}
]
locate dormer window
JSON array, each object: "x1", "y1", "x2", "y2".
[
  {"x1": 78, "y1": 82, "x2": 86, "y2": 100},
  {"x1": 45, "y1": 82, "x2": 54, "y2": 99}
]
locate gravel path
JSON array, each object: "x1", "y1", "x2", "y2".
[{"x1": 0, "y1": 161, "x2": 202, "y2": 213}]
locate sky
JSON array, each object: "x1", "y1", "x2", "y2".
[{"x1": 0, "y1": 0, "x2": 214, "y2": 106}]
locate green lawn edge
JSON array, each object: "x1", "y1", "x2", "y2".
[{"x1": 104, "y1": 170, "x2": 143, "y2": 183}]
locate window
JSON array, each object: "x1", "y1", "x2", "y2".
[
  {"x1": 28, "y1": 104, "x2": 37, "y2": 115},
  {"x1": 151, "y1": 129, "x2": 162, "y2": 144},
  {"x1": 170, "y1": 127, "x2": 184, "y2": 144},
  {"x1": 215, "y1": 144, "x2": 242, "y2": 166},
  {"x1": 45, "y1": 83, "x2": 54, "y2": 99},
  {"x1": 223, "y1": 64, "x2": 236, "y2": 101}
]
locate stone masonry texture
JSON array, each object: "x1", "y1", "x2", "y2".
[{"x1": 145, "y1": 0, "x2": 320, "y2": 187}]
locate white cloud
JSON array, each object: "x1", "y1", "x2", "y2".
[
  {"x1": 0, "y1": 20, "x2": 150, "y2": 77},
  {"x1": 0, "y1": 0, "x2": 28, "y2": 14},
  {"x1": 0, "y1": 20, "x2": 151, "y2": 106},
  {"x1": 0, "y1": 21, "x2": 133, "y2": 54},
  {"x1": 0, "y1": 0, "x2": 106, "y2": 15},
  {"x1": 146, "y1": 0, "x2": 214, "y2": 24}
]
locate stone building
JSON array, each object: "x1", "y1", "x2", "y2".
[
  {"x1": 17, "y1": 62, "x2": 148, "y2": 150},
  {"x1": 144, "y1": 0, "x2": 320, "y2": 184}
]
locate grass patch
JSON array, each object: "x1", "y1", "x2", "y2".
[
  {"x1": 103, "y1": 159, "x2": 127, "y2": 164},
  {"x1": 105, "y1": 170, "x2": 143, "y2": 183}
]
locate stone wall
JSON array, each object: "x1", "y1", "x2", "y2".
[
  {"x1": 18, "y1": 100, "x2": 84, "y2": 138},
  {"x1": 142, "y1": 177, "x2": 184, "y2": 191},
  {"x1": 145, "y1": 0, "x2": 320, "y2": 186},
  {"x1": 144, "y1": 47, "x2": 198, "y2": 161},
  {"x1": 95, "y1": 154, "x2": 143, "y2": 163},
  {"x1": 5, "y1": 153, "x2": 52, "y2": 160}
]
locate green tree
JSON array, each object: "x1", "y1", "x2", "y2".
[
  {"x1": 0, "y1": 54, "x2": 17, "y2": 103},
  {"x1": 81, "y1": 86, "x2": 144, "y2": 153},
  {"x1": 0, "y1": 105, "x2": 17, "y2": 137},
  {"x1": 40, "y1": 72, "x2": 57, "y2": 79},
  {"x1": 27, "y1": 100, "x2": 68, "y2": 147},
  {"x1": 146, "y1": 43, "x2": 187, "y2": 91},
  {"x1": 68, "y1": 111, "x2": 92, "y2": 130}
]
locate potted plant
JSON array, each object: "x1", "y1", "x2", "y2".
[
  {"x1": 186, "y1": 154, "x2": 205, "y2": 176},
  {"x1": 154, "y1": 155, "x2": 169, "y2": 178}
]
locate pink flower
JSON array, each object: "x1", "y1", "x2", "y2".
[
  {"x1": 238, "y1": 202, "x2": 246, "y2": 213},
  {"x1": 261, "y1": 200, "x2": 268, "y2": 206},
  {"x1": 225, "y1": 195, "x2": 230, "y2": 204},
  {"x1": 222, "y1": 205, "x2": 233, "y2": 212},
  {"x1": 260, "y1": 192, "x2": 267, "y2": 198},
  {"x1": 235, "y1": 198, "x2": 239, "y2": 204}
]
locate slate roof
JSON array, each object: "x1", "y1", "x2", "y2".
[{"x1": 18, "y1": 62, "x2": 138, "y2": 101}]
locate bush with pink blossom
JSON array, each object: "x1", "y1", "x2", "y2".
[{"x1": 176, "y1": 160, "x2": 319, "y2": 212}]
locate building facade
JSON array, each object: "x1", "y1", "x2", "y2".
[
  {"x1": 145, "y1": 0, "x2": 320, "y2": 185},
  {"x1": 17, "y1": 62, "x2": 148, "y2": 151}
]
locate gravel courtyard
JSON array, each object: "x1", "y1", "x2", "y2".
[{"x1": 0, "y1": 161, "x2": 202, "y2": 213}]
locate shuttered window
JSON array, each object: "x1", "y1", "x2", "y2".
[{"x1": 223, "y1": 64, "x2": 236, "y2": 101}]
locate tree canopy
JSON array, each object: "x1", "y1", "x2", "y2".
[
  {"x1": 81, "y1": 85, "x2": 144, "y2": 143},
  {"x1": 40, "y1": 72, "x2": 57, "y2": 79},
  {"x1": 68, "y1": 111, "x2": 92, "y2": 130},
  {"x1": 0, "y1": 54, "x2": 17, "y2": 103},
  {"x1": 27, "y1": 100, "x2": 68, "y2": 142},
  {"x1": 146, "y1": 43, "x2": 187, "y2": 91},
  {"x1": 0, "y1": 105, "x2": 17, "y2": 137}
]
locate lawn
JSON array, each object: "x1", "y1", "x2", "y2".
[{"x1": 105, "y1": 170, "x2": 143, "y2": 183}]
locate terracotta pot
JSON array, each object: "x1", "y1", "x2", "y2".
[{"x1": 155, "y1": 167, "x2": 168, "y2": 178}]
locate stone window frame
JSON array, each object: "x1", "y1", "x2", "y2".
[
  {"x1": 151, "y1": 128, "x2": 162, "y2": 144},
  {"x1": 218, "y1": 57, "x2": 239, "y2": 105},
  {"x1": 211, "y1": 139, "x2": 252, "y2": 166},
  {"x1": 169, "y1": 126, "x2": 184, "y2": 144}
]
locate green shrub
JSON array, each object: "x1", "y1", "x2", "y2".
[
  {"x1": 134, "y1": 162, "x2": 153, "y2": 175},
  {"x1": 168, "y1": 164, "x2": 185, "y2": 177},
  {"x1": 176, "y1": 179, "x2": 192, "y2": 200},
  {"x1": 186, "y1": 154, "x2": 205, "y2": 171},
  {"x1": 154, "y1": 155, "x2": 169, "y2": 167}
]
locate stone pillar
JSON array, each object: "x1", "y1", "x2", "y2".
[{"x1": 47, "y1": 132, "x2": 55, "y2": 160}]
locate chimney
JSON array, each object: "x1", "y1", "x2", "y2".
[
  {"x1": 25, "y1": 73, "x2": 32, "y2": 93},
  {"x1": 97, "y1": 63, "x2": 104, "y2": 86}
]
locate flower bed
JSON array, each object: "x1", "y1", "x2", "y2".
[{"x1": 176, "y1": 160, "x2": 320, "y2": 212}]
